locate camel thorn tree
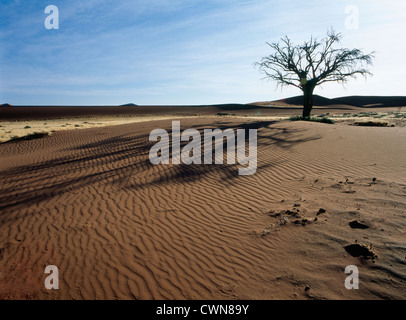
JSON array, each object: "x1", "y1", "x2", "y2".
[{"x1": 255, "y1": 29, "x2": 375, "y2": 118}]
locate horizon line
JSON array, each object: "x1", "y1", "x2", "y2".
[{"x1": 2, "y1": 94, "x2": 406, "y2": 107}]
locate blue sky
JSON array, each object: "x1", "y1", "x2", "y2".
[{"x1": 1, "y1": 0, "x2": 405, "y2": 105}]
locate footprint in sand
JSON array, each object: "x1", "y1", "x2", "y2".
[
  {"x1": 344, "y1": 243, "x2": 378, "y2": 261},
  {"x1": 349, "y1": 220, "x2": 370, "y2": 229}
]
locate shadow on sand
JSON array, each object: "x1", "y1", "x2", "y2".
[{"x1": 0, "y1": 120, "x2": 321, "y2": 213}]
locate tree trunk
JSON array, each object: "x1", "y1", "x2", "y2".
[{"x1": 302, "y1": 85, "x2": 315, "y2": 118}]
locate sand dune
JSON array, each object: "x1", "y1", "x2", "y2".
[
  {"x1": 0, "y1": 104, "x2": 267, "y2": 121},
  {"x1": 333, "y1": 96, "x2": 406, "y2": 108},
  {"x1": 268, "y1": 95, "x2": 406, "y2": 108},
  {"x1": 2, "y1": 100, "x2": 404, "y2": 144},
  {"x1": 250, "y1": 95, "x2": 406, "y2": 115},
  {"x1": 2, "y1": 95, "x2": 405, "y2": 122},
  {"x1": 0, "y1": 116, "x2": 405, "y2": 300}
]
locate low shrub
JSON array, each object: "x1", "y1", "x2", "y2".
[
  {"x1": 353, "y1": 121, "x2": 394, "y2": 127},
  {"x1": 7, "y1": 132, "x2": 49, "y2": 143},
  {"x1": 289, "y1": 116, "x2": 335, "y2": 124}
]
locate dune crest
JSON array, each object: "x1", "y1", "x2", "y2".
[{"x1": 0, "y1": 118, "x2": 405, "y2": 300}]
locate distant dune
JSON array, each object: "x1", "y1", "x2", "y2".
[
  {"x1": 0, "y1": 104, "x2": 264, "y2": 121},
  {"x1": 251, "y1": 95, "x2": 406, "y2": 108},
  {"x1": 120, "y1": 103, "x2": 138, "y2": 106},
  {"x1": 333, "y1": 96, "x2": 406, "y2": 107},
  {"x1": 274, "y1": 95, "x2": 341, "y2": 106},
  {"x1": 1, "y1": 96, "x2": 405, "y2": 122}
]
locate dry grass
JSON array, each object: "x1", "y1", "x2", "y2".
[
  {"x1": 0, "y1": 115, "x2": 203, "y2": 143},
  {"x1": 353, "y1": 120, "x2": 395, "y2": 127},
  {"x1": 1, "y1": 112, "x2": 405, "y2": 144}
]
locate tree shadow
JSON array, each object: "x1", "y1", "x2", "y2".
[{"x1": 0, "y1": 120, "x2": 321, "y2": 214}]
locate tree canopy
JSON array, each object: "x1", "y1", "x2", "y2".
[{"x1": 256, "y1": 29, "x2": 375, "y2": 117}]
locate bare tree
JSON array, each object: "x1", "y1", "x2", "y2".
[{"x1": 256, "y1": 30, "x2": 374, "y2": 118}]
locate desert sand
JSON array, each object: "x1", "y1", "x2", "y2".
[{"x1": 0, "y1": 103, "x2": 405, "y2": 300}]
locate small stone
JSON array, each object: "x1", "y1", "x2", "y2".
[
  {"x1": 305, "y1": 285, "x2": 311, "y2": 291},
  {"x1": 261, "y1": 230, "x2": 271, "y2": 237},
  {"x1": 280, "y1": 216, "x2": 288, "y2": 225},
  {"x1": 317, "y1": 208, "x2": 326, "y2": 215}
]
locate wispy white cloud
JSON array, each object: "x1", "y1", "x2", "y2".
[{"x1": 1, "y1": 0, "x2": 405, "y2": 105}]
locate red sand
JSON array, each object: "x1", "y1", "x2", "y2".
[{"x1": 0, "y1": 113, "x2": 405, "y2": 300}]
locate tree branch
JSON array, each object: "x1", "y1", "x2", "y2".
[{"x1": 255, "y1": 29, "x2": 374, "y2": 98}]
